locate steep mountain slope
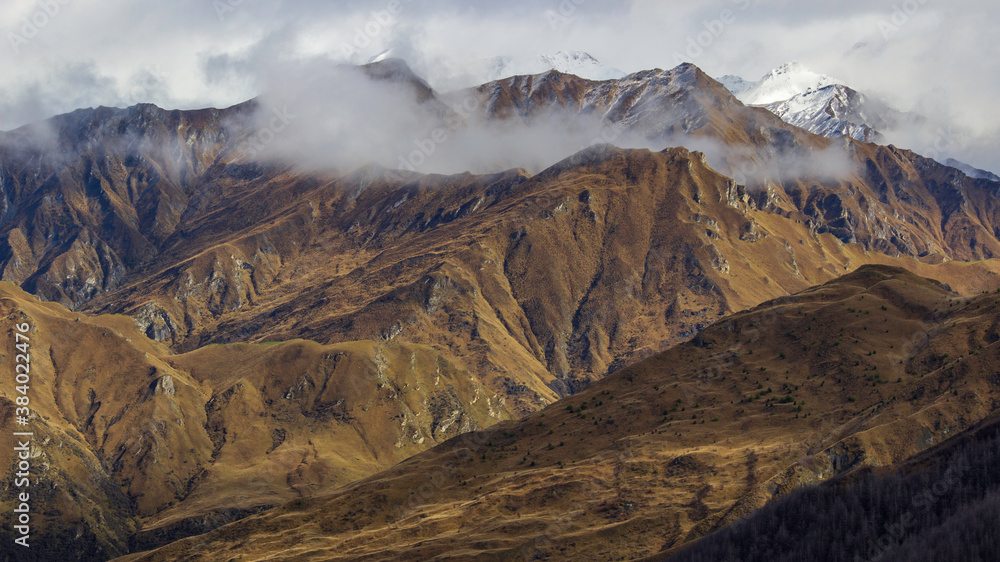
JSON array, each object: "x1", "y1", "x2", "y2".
[
  {"x1": 467, "y1": 64, "x2": 1000, "y2": 263},
  {"x1": 0, "y1": 102, "x2": 251, "y2": 307},
  {"x1": 6, "y1": 62, "x2": 1000, "y2": 415},
  {"x1": 121, "y1": 265, "x2": 1000, "y2": 560},
  {"x1": 761, "y1": 84, "x2": 897, "y2": 143},
  {"x1": 0, "y1": 58, "x2": 457, "y2": 310},
  {"x1": 465, "y1": 63, "x2": 892, "y2": 179},
  {"x1": 464, "y1": 64, "x2": 1000, "y2": 263},
  {"x1": 81, "y1": 143, "x2": 1000, "y2": 394},
  {"x1": 3, "y1": 61, "x2": 1000, "y2": 559},
  {"x1": 4, "y1": 145, "x2": 1000, "y2": 560},
  {"x1": 716, "y1": 75, "x2": 755, "y2": 98},
  {"x1": 467, "y1": 64, "x2": 758, "y2": 144},
  {"x1": 0, "y1": 281, "x2": 504, "y2": 560},
  {"x1": 945, "y1": 158, "x2": 1000, "y2": 182},
  {"x1": 3, "y1": 61, "x2": 1000, "y2": 549},
  {"x1": 721, "y1": 64, "x2": 997, "y2": 181}
]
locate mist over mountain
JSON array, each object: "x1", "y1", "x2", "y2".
[
  {"x1": 195, "y1": 56, "x2": 865, "y2": 185},
  {"x1": 2, "y1": 4, "x2": 1000, "y2": 558},
  {"x1": 718, "y1": 61, "x2": 998, "y2": 179}
]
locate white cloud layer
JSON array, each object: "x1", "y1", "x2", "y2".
[{"x1": 1, "y1": 0, "x2": 998, "y2": 171}]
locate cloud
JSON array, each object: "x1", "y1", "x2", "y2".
[
  {"x1": 0, "y1": 0, "x2": 997, "y2": 171},
  {"x1": 227, "y1": 47, "x2": 859, "y2": 182},
  {"x1": 0, "y1": 62, "x2": 113, "y2": 127},
  {"x1": 669, "y1": 134, "x2": 858, "y2": 189},
  {"x1": 225, "y1": 50, "x2": 649, "y2": 175}
]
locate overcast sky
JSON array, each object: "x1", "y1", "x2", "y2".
[{"x1": 2, "y1": 0, "x2": 998, "y2": 170}]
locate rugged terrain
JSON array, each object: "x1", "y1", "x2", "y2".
[
  {"x1": 6, "y1": 62, "x2": 1000, "y2": 398},
  {"x1": 117, "y1": 265, "x2": 1000, "y2": 560},
  {"x1": 0, "y1": 280, "x2": 506, "y2": 559},
  {"x1": 3, "y1": 61, "x2": 1000, "y2": 559}
]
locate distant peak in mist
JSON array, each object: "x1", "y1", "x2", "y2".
[{"x1": 465, "y1": 50, "x2": 626, "y2": 84}]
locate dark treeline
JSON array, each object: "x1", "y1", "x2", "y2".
[{"x1": 667, "y1": 413, "x2": 1000, "y2": 562}]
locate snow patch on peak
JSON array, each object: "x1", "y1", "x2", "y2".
[
  {"x1": 763, "y1": 84, "x2": 883, "y2": 142},
  {"x1": 715, "y1": 63, "x2": 910, "y2": 145},
  {"x1": 540, "y1": 51, "x2": 598, "y2": 68},
  {"x1": 770, "y1": 61, "x2": 808, "y2": 75},
  {"x1": 739, "y1": 62, "x2": 840, "y2": 106},
  {"x1": 666, "y1": 63, "x2": 703, "y2": 87},
  {"x1": 539, "y1": 51, "x2": 626, "y2": 81}
]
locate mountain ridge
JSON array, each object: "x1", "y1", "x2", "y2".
[{"x1": 3, "y1": 60, "x2": 1000, "y2": 559}]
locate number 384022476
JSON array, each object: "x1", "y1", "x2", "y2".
[{"x1": 13, "y1": 323, "x2": 30, "y2": 411}]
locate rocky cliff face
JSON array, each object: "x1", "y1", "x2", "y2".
[{"x1": 0, "y1": 102, "x2": 254, "y2": 307}]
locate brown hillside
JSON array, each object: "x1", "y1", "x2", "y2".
[
  {"x1": 83, "y1": 145, "x2": 1000, "y2": 399},
  {"x1": 122, "y1": 265, "x2": 1000, "y2": 560},
  {"x1": 0, "y1": 283, "x2": 504, "y2": 558}
]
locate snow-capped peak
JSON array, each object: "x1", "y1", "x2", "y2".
[
  {"x1": 763, "y1": 84, "x2": 884, "y2": 143},
  {"x1": 714, "y1": 62, "x2": 905, "y2": 144},
  {"x1": 737, "y1": 62, "x2": 840, "y2": 106},
  {"x1": 539, "y1": 51, "x2": 625, "y2": 80}
]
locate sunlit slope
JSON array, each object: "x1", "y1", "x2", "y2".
[{"x1": 126, "y1": 265, "x2": 1000, "y2": 560}]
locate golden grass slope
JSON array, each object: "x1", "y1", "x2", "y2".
[
  {"x1": 0, "y1": 282, "x2": 507, "y2": 558},
  {"x1": 87, "y1": 147, "x2": 1000, "y2": 404},
  {"x1": 122, "y1": 265, "x2": 1000, "y2": 561}
]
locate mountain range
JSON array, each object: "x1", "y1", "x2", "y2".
[
  {"x1": 1, "y1": 58, "x2": 1000, "y2": 560},
  {"x1": 117, "y1": 264, "x2": 1000, "y2": 560}
]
